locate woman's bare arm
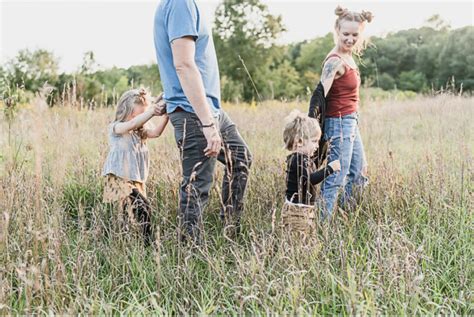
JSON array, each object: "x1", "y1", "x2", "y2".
[{"x1": 321, "y1": 57, "x2": 345, "y2": 97}]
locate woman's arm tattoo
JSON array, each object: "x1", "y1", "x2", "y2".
[{"x1": 321, "y1": 58, "x2": 342, "y2": 83}]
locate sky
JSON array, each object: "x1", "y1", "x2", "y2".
[{"x1": 1, "y1": 0, "x2": 473, "y2": 72}]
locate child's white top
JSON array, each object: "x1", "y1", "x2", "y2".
[{"x1": 102, "y1": 122, "x2": 149, "y2": 183}]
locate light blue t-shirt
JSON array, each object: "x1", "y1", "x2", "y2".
[{"x1": 153, "y1": 0, "x2": 221, "y2": 116}]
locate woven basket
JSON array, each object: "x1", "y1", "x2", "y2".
[{"x1": 281, "y1": 200, "x2": 316, "y2": 234}]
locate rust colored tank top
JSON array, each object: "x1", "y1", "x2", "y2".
[{"x1": 325, "y1": 54, "x2": 360, "y2": 117}]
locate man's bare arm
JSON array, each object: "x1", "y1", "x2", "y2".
[
  {"x1": 171, "y1": 36, "x2": 221, "y2": 157},
  {"x1": 171, "y1": 37, "x2": 215, "y2": 125}
]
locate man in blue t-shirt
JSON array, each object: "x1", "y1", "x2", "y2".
[{"x1": 154, "y1": 0, "x2": 252, "y2": 242}]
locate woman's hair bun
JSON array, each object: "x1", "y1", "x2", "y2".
[
  {"x1": 361, "y1": 10, "x2": 374, "y2": 23},
  {"x1": 334, "y1": 6, "x2": 347, "y2": 17},
  {"x1": 335, "y1": 5, "x2": 348, "y2": 17}
]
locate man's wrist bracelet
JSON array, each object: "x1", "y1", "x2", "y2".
[{"x1": 202, "y1": 122, "x2": 215, "y2": 128}]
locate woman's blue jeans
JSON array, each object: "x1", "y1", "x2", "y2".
[{"x1": 320, "y1": 113, "x2": 368, "y2": 219}]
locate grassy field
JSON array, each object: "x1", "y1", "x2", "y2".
[{"x1": 0, "y1": 93, "x2": 472, "y2": 314}]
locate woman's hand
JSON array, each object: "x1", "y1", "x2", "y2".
[{"x1": 328, "y1": 160, "x2": 341, "y2": 172}]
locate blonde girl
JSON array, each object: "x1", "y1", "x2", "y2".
[{"x1": 102, "y1": 88, "x2": 168, "y2": 244}]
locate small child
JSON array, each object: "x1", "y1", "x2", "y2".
[
  {"x1": 282, "y1": 110, "x2": 340, "y2": 232},
  {"x1": 102, "y1": 88, "x2": 168, "y2": 245}
]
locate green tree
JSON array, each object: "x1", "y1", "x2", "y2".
[
  {"x1": 53, "y1": 72, "x2": 74, "y2": 106},
  {"x1": 398, "y1": 71, "x2": 427, "y2": 92},
  {"x1": 425, "y1": 14, "x2": 451, "y2": 32},
  {"x1": 437, "y1": 26, "x2": 474, "y2": 91},
  {"x1": 362, "y1": 26, "x2": 459, "y2": 92},
  {"x1": 364, "y1": 36, "x2": 413, "y2": 80},
  {"x1": 294, "y1": 33, "x2": 334, "y2": 89},
  {"x1": 126, "y1": 64, "x2": 162, "y2": 94},
  {"x1": 80, "y1": 51, "x2": 98, "y2": 75},
  {"x1": 267, "y1": 60, "x2": 301, "y2": 99},
  {"x1": 213, "y1": 0, "x2": 285, "y2": 101},
  {"x1": 0, "y1": 66, "x2": 6, "y2": 95},
  {"x1": 221, "y1": 75, "x2": 244, "y2": 103},
  {"x1": 3, "y1": 49, "x2": 59, "y2": 93},
  {"x1": 295, "y1": 34, "x2": 333, "y2": 73},
  {"x1": 75, "y1": 52, "x2": 102, "y2": 105},
  {"x1": 93, "y1": 67, "x2": 129, "y2": 106},
  {"x1": 415, "y1": 38, "x2": 445, "y2": 87},
  {"x1": 378, "y1": 73, "x2": 396, "y2": 90}
]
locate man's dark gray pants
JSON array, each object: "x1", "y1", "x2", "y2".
[{"x1": 169, "y1": 110, "x2": 252, "y2": 240}]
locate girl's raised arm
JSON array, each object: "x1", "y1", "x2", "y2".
[
  {"x1": 114, "y1": 107, "x2": 157, "y2": 135},
  {"x1": 146, "y1": 115, "x2": 169, "y2": 138}
]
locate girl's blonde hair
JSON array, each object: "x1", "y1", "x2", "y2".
[
  {"x1": 114, "y1": 87, "x2": 149, "y2": 139},
  {"x1": 333, "y1": 5, "x2": 374, "y2": 56},
  {"x1": 115, "y1": 87, "x2": 149, "y2": 122},
  {"x1": 283, "y1": 110, "x2": 321, "y2": 151}
]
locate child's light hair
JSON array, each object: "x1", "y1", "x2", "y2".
[
  {"x1": 114, "y1": 87, "x2": 150, "y2": 140},
  {"x1": 115, "y1": 87, "x2": 149, "y2": 122},
  {"x1": 283, "y1": 110, "x2": 321, "y2": 151},
  {"x1": 333, "y1": 5, "x2": 374, "y2": 56}
]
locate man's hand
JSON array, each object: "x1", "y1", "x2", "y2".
[
  {"x1": 203, "y1": 124, "x2": 221, "y2": 157},
  {"x1": 152, "y1": 93, "x2": 167, "y2": 116}
]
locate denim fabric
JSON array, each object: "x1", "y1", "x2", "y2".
[
  {"x1": 320, "y1": 112, "x2": 368, "y2": 219},
  {"x1": 169, "y1": 110, "x2": 252, "y2": 240}
]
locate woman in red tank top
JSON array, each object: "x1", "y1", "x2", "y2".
[{"x1": 319, "y1": 6, "x2": 373, "y2": 219}]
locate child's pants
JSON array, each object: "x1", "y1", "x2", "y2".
[
  {"x1": 123, "y1": 188, "x2": 153, "y2": 245},
  {"x1": 103, "y1": 174, "x2": 153, "y2": 245}
]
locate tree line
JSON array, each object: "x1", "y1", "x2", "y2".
[{"x1": 1, "y1": 0, "x2": 472, "y2": 108}]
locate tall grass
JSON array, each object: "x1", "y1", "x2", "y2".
[{"x1": 0, "y1": 94, "x2": 472, "y2": 314}]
